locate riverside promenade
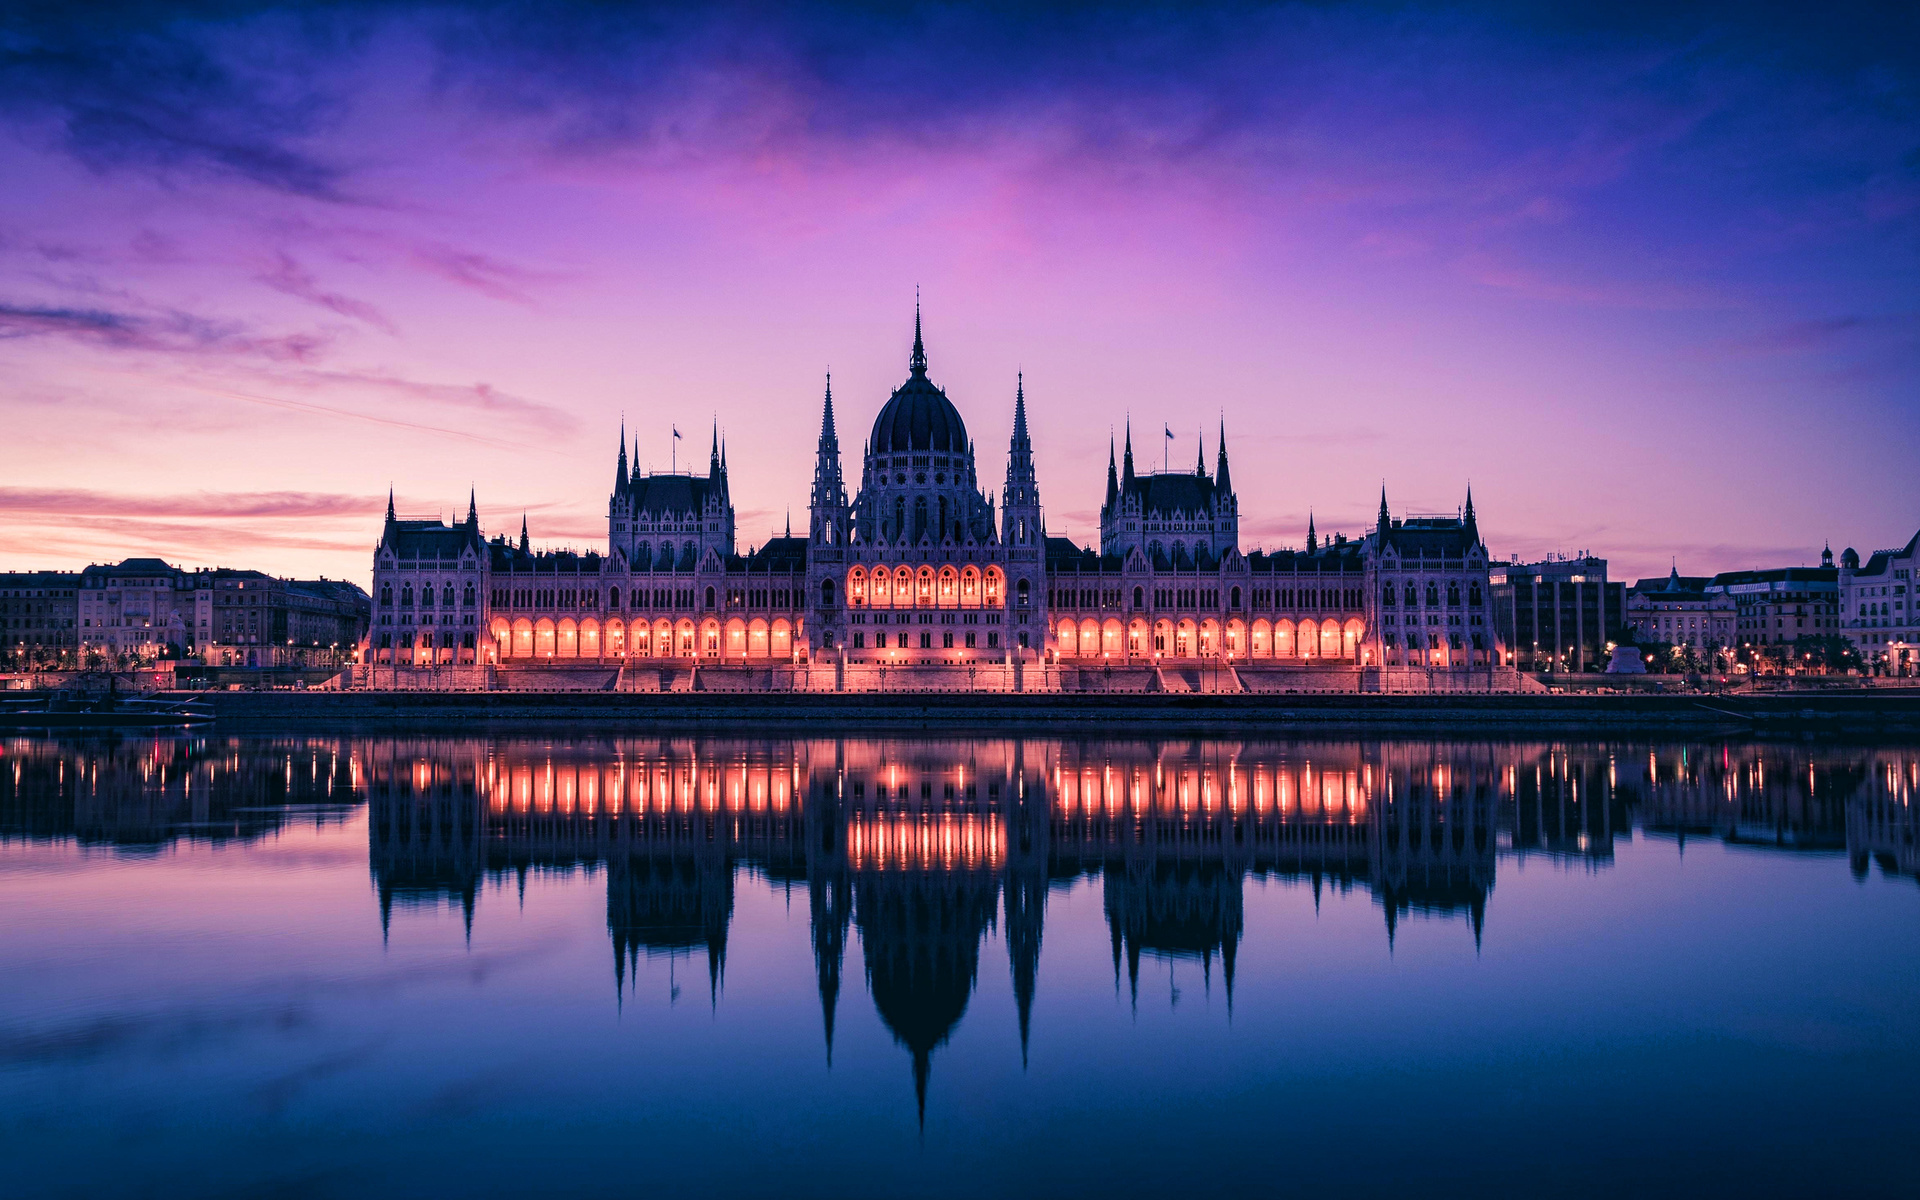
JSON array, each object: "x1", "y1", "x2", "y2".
[{"x1": 181, "y1": 688, "x2": 1920, "y2": 735}]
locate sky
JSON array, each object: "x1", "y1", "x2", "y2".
[{"x1": 1, "y1": 0, "x2": 1916, "y2": 587}]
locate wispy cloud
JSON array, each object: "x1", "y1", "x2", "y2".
[
  {"x1": 0, "y1": 487, "x2": 376, "y2": 520},
  {"x1": 409, "y1": 243, "x2": 550, "y2": 306},
  {"x1": 0, "y1": 301, "x2": 328, "y2": 361},
  {"x1": 256, "y1": 253, "x2": 398, "y2": 333}
]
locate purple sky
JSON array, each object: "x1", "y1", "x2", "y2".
[{"x1": 2, "y1": 1, "x2": 1915, "y2": 586}]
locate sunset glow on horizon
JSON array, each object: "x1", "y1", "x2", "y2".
[{"x1": 3, "y1": 1, "x2": 1916, "y2": 586}]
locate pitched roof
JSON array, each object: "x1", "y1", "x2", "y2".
[
  {"x1": 1119, "y1": 471, "x2": 1218, "y2": 517},
  {"x1": 630, "y1": 474, "x2": 722, "y2": 517}
]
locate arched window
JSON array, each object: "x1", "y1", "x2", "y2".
[
  {"x1": 893, "y1": 497, "x2": 905, "y2": 539},
  {"x1": 463, "y1": 581, "x2": 476, "y2": 606},
  {"x1": 914, "y1": 496, "x2": 928, "y2": 542},
  {"x1": 1468, "y1": 583, "x2": 1482, "y2": 607},
  {"x1": 1383, "y1": 584, "x2": 1395, "y2": 606},
  {"x1": 1230, "y1": 586, "x2": 1241, "y2": 609},
  {"x1": 442, "y1": 584, "x2": 454, "y2": 606},
  {"x1": 938, "y1": 496, "x2": 949, "y2": 540},
  {"x1": 609, "y1": 586, "x2": 620, "y2": 609},
  {"x1": 1133, "y1": 586, "x2": 1144, "y2": 609},
  {"x1": 379, "y1": 584, "x2": 392, "y2": 606},
  {"x1": 1447, "y1": 582, "x2": 1460, "y2": 607},
  {"x1": 822, "y1": 579, "x2": 836, "y2": 606},
  {"x1": 1016, "y1": 578, "x2": 1030, "y2": 606},
  {"x1": 401, "y1": 584, "x2": 413, "y2": 606},
  {"x1": 705, "y1": 586, "x2": 716, "y2": 608},
  {"x1": 637, "y1": 541, "x2": 650, "y2": 567},
  {"x1": 420, "y1": 584, "x2": 434, "y2": 607},
  {"x1": 1405, "y1": 583, "x2": 1418, "y2": 606},
  {"x1": 1426, "y1": 582, "x2": 1440, "y2": 607}
]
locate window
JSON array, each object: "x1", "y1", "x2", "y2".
[
  {"x1": 852, "y1": 632, "x2": 864, "y2": 648},
  {"x1": 822, "y1": 579, "x2": 836, "y2": 606}
]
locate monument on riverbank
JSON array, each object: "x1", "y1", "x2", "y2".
[{"x1": 363, "y1": 307, "x2": 1516, "y2": 692}]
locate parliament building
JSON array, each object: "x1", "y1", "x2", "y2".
[{"x1": 365, "y1": 310, "x2": 1509, "y2": 691}]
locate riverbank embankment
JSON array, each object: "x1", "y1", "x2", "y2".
[{"x1": 174, "y1": 688, "x2": 1920, "y2": 736}]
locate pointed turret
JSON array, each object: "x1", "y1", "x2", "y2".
[
  {"x1": 910, "y1": 289, "x2": 928, "y2": 376},
  {"x1": 1376, "y1": 486, "x2": 1391, "y2": 545},
  {"x1": 1195, "y1": 429, "x2": 1206, "y2": 479},
  {"x1": 1121, "y1": 419, "x2": 1136, "y2": 490},
  {"x1": 1463, "y1": 484, "x2": 1479, "y2": 543},
  {"x1": 1003, "y1": 373, "x2": 1042, "y2": 547},
  {"x1": 519, "y1": 514, "x2": 530, "y2": 554},
  {"x1": 1104, "y1": 434, "x2": 1119, "y2": 509},
  {"x1": 466, "y1": 487, "x2": 478, "y2": 532},
  {"x1": 809, "y1": 372, "x2": 850, "y2": 547},
  {"x1": 1214, "y1": 419, "x2": 1232, "y2": 496},
  {"x1": 385, "y1": 487, "x2": 396, "y2": 523},
  {"x1": 709, "y1": 419, "x2": 721, "y2": 479},
  {"x1": 1306, "y1": 511, "x2": 1317, "y2": 554},
  {"x1": 615, "y1": 420, "x2": 629, "y2": 497}
]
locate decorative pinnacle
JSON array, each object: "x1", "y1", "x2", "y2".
[{"x1": 910, "y1": 287, "x2": 927, "y2": 374}]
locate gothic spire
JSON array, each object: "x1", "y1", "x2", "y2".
[
  {"x1": 615, "y1": 419, "x2": 629, "y2": 496},
  {"x1": 1013, "y1": 371, "x2": 1029, "y2": 444},
  {"x1": 519, "y1": 513, "x2": 530, "y2": 554},
  {"x1": 1121, "y1": 418, "x2": 1136, "y2": 489},
  {"x1": 1306, "y1": 511, "x2": 1317, "y2": 554},
  {"x1": 1196, "y1": 428, "x2": 1206, "y2": 478},
  {"x1": 466, "y1": 487, "x2": 478, "y2": 530},
  {"x1": 1377, "y1": 485, "x2": 1390, "y2": 533},
  {"x1": 1462, "y1": 484, "x2": 1479, "y2": 542},
  {"x1": 910, "y1": 288, "x2": 928, "y2": 375},
  {"x1": 385, "y1": 487, "x2": 395, "y2": 523},
  {"x1": 820, "y1": 371, "x2": 837, "y2": 443},
  {"x1": 709, "y1": 419, "x2": 721, "y2": 477},
  {"x1": 1215, "y1": 419, "x2": 1232, "y2": 495},
  {"x1": 1105, "y1": 432, "x2": 1119, "y2": 509}
]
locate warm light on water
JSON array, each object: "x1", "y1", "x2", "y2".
[{"x1": 3, "y1": 732, "x2": 1917, "y2": 1197}]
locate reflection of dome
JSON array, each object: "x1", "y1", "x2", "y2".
[
  {"x1": 868, "y1": 306, "x2": 968, "y2": 453},
  {"x1": 856, "y1": 871, "x2": 998, "y2": 1125}
]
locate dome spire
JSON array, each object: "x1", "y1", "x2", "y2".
[{"x1": 910, "y1": 287, "x2": 928, "y2": 375}]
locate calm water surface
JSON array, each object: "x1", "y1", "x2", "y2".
[{"x1": 3, "y1": 731, "x2": 1918, "y2": 1199}]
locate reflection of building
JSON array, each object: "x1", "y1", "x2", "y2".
[
  {"x1": 1848, "y1": 753, "x2": 1919, "y2": 884},
  {"x1": 0, "y1": 736, "x2": 359, "y2": 848},
  {"x1": 365, "y1": 308, "x2": 1514, "y2": 689},
  {"x1": 351, "y1": 734, "x2": 1920, "y2": 1126}
]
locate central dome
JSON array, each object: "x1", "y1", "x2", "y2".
[
  {"x1": 871, "y1": 373, "x2": 968, "y2": 454},
  {"x1": 869, "y1": 308, "x2": 968, "y2": 453}
]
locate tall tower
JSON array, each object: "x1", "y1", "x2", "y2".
[
  {"x1": 1214, "y1": 418, "x2": 1239, "y2": 556},
  {"x1": 1001, "y1": 373, "x2": 1046, "y2": 650},
  {"x1": 809, "y1": 374, "x2": 850, "y2": 548}
]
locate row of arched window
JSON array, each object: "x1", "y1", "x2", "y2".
[{"x1": 380, "y1": 581, "x2": 476, "y2": 608}]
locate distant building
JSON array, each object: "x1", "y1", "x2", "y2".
[
  {"x1": 1837, "y1": 531, "x2": 1918, "y2": 674},
  {"x1": 74, "y1": 556, "x2": 367, "y2": 666},
  {"x1": 1705, "y1": 562, "x2": 1840, "y2": 659},
  {"x1": 78, "y1": 558, "x2": 196, "y2": 659},
  {"x1": 200, "y1": 569, "x2": 371, "y2": 667},
  {"x1": 0, "y1": 571, "x2": 81, "y2": 663},
  {"x1": 1625, "y1": 566, "x2": 1736, "y2": 654},
  {"x1": 1489, "y1": 554, "x2": 1623, "y2": 671}
]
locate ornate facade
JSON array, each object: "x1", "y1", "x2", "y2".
[{"x1": 365, "y1": 308, "x2": 1505, "y2": 688}]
